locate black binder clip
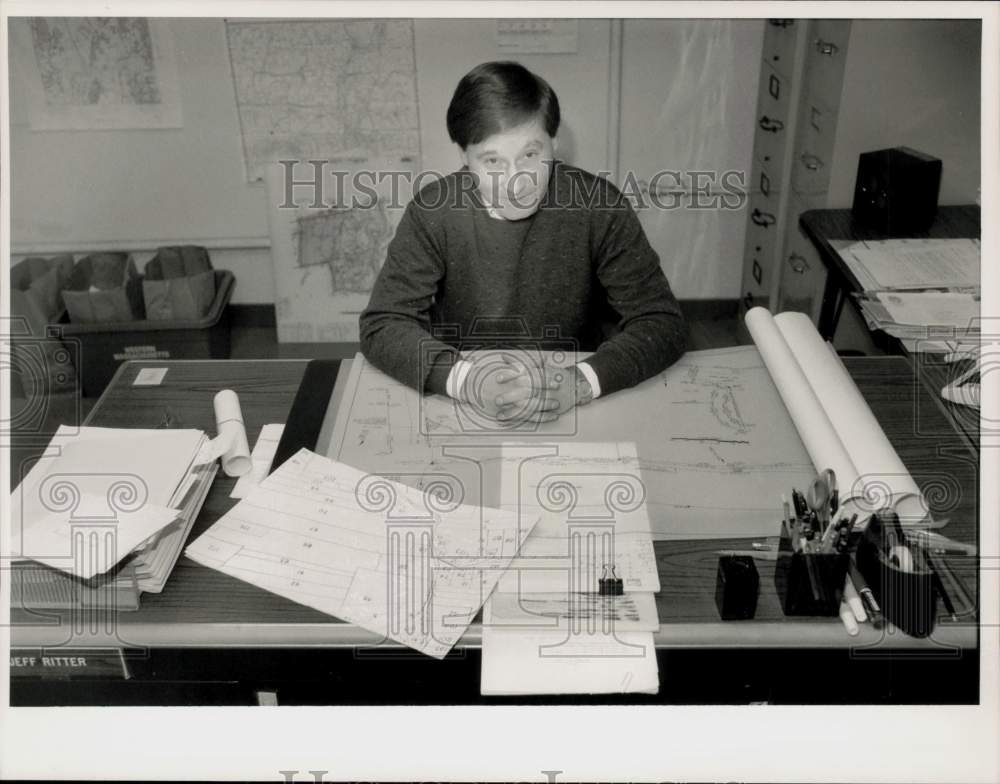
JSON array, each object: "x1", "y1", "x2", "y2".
[{"x1": 598, "y1": 564, "x2": 623, "y2": 596}]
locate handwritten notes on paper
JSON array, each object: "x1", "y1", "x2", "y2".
[
  {"x1": 185, "y1": 448, "x2": 534, "y2": 659},
  {"x1": 837, "y1": 238, "x2": 980, "y2": 291},
  {"x1": 480, "y1": 626, "x2": 659, "y2": 695},
  {"x1": 498, "y1": 441, "x2": 660, "y2": 593},
  {"x1": 230, "y1": 423, "x2": 285, "y2": 499}
]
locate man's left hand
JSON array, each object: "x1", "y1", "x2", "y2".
[{"x1": 495, "y1": 363, "x2": 593, "y2": 426}]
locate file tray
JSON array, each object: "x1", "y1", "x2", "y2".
[
  {"x1": 9, "y1": 559, "x2": 141, "y2": 612},
  {"x1": 774, "y1": 525, "x2": 849, "y2": 616}
]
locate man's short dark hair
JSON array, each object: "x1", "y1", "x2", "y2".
[{"x1": 446, "y1": 61, "x2": 561, "y2": 149}]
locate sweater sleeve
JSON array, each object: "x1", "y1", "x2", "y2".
[
  {"x1": 584, "y1": 194, "x2": 688, "y2": 396},
  {"x1": 359, "y1": 200, "x2": 459, "y2": 395}
]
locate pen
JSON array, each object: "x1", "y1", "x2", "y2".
[
  {"x1": 847, "y1": 559, "x2": 884, "y2": 629},
  {"x1": 904, "y1": 528, "x2": 976, "y2": 556},
  {"x1": 781, "y1": 495, "x2": 802, "y2": 553},
  {"x1": 842, "y1": 572, "x2": 868, "y2": 623},
  {"x1": 804, "y1": 549, "x2": 822, "y2": 601},
  {"x1": 715, "y1": 549, "x2": 780, "y2": 561},
  {"x1": 818, "y1": 515, "x2": 841, "y2": 552}
]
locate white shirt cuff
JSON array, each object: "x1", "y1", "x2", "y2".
[
  {"x1": 574, "y1": 361, "x2": 602, "y2": 399},
  {"x1": 446, "y1": 358, "x2": 473, "y2": 400}
]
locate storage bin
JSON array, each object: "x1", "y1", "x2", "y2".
[
  {"x1": 55, "y1": 270, "x2": 235, "y2": 397},
  {"x1": 9, "y1": 255, "x2": 77, "y2": 398}
]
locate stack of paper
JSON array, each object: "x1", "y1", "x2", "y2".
[
  {"x1": 837, "y1": 238, "x2": 980, "y2": 292},
  {"x1": 856, "y1": 290, "x2": 980, "y2": 345},
  {"x1": 9, "y1": 425, "x2": 216, "y2": 608},
  {"x1": 128, "y1": 462, "x2": 218, "y2": 593},
  {"x1": 481, "y1": 442, "x2": 661, "y2": 695}
]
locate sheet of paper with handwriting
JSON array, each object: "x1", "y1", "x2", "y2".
[{"x1": 185, "y1": 448, "x2": 537, "y2": 658}]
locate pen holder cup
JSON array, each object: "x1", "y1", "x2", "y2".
[
  {"x1": 774, "y1": 531, "x2": 849, "y2": 616},
  {"x1": 855, "y1": 522, "x2": 937, "y2": 638}
]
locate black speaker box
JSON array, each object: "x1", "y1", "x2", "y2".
[{"x1": 852, "y1": 146, "x2": 942, "y2": 234}]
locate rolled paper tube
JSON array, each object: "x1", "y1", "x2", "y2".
[
  {"x1": 774, "y1": 311, "x2": 927, "y2": 525},
  {"x1": 212, "y1": 389, "x2": 252, "y2": 477},
  {"x1": 744, "y1": 308, "x2": 858, "y2": 496}
]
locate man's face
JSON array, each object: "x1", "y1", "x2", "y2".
[{"x1": 461, "y1": 117, "x2": 556, "y2": 220}]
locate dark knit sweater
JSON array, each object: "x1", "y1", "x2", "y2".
[{"x1": 359, "y1": 162, "x2": 688, "y2": 397}]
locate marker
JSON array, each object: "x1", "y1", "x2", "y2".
[
  {"x1": 847, "y1": 560, "x2": 884, "y2": 629},
  {"x1": 792, "y1": 489, "x2": 809, "y2": 520},
  {"x1": 842, "y1": 573, "x2": 868, "y2": 623},
  {"x1": 839, "y1": 600, "x2": 860, "y2": 636}
]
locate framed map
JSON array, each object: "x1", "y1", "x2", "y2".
[{"x1": 11, "y1": 17, "x2": 182, "y2": 130}]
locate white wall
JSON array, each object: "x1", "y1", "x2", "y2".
[
  {"x1": 11, "y1": 18, "x2": 978, "y2": 307},
  {"x1": 11, "y1": 18, "x2": 620, "y2": 305},
  {"x1": 414, "y1": 20, "x2": 613, "y2": 177},
  {"x1": 828, "y1": 19, "x2": 981, "y2": 206}
]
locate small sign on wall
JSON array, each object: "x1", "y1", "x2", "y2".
[{"x1": 496, "y1": 19, "x2": 578, "y2": 54}]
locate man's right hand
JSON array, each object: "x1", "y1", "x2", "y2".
[{"x1": 460, "y1": 351, "x2": 557, "y2": 425}]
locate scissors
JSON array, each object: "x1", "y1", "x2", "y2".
[{"x1": 807, "y1": 468, "x2": 838, "y2": 529}]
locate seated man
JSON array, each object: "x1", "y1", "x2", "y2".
[{"x1": 360, "y1": 61, "x2": 687, "y2": 424}]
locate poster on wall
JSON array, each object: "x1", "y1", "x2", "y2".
[
  {"x1": 11, "y1": 17, "x2": 182, "y2": 131},
  {"x1": 228, "y1": 19, "x2": 422, "y2": 342}
]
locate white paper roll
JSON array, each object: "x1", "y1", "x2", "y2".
[
  {"x1": 774, "y1": 311, "x2": 927, "y2": 523},
  {"x1": 744, "y1": 307, "x2": 859, "y2": 490},
  {"x1": 212, "y1": 389, "x2": 252, "y2": 477}
]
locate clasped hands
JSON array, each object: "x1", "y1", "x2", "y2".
[{"x1": 459, "y1": 351, "x2": 591, "y2": 426}]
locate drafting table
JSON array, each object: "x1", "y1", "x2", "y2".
[{"x1": 9, "y1": 357, "x2": 980, "y2": 705}]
